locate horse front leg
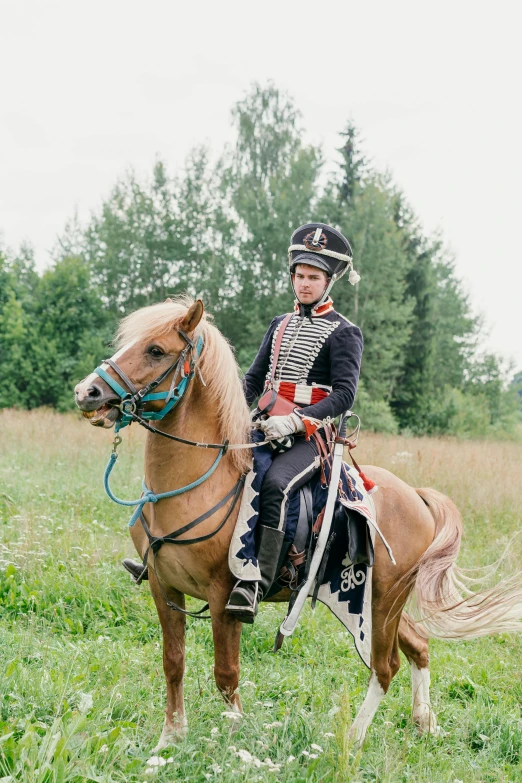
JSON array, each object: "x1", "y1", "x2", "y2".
[
  {"x1": 209, "y1": 592, "x2": 243, "y2": 719},
  {"x1": 148, "y1": 572, "x2": 188, "y2": 750}
]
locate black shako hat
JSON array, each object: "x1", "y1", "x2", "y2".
[
  {"x1": 288, "y1": 223, "x2": 360, "y2": 309},
  {"x1": 289, "y1": 223, "x2": 354, "y2": 279}
]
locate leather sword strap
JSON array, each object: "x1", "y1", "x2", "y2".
[{"x1": 268, "y1": 313, "x2": 293, "y2": 386}]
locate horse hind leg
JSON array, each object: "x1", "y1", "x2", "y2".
[
  {"x1": 349, "y1": 611, "x2": 401, "y2": 747},
  {"x1": 398, "y1": 612, "x2": 440, "y2": 736}
]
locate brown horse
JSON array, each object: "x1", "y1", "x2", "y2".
[{"x1": 74, "y1": 297, "x2": 522, "y2": 751}]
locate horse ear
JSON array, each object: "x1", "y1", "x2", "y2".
[{"x1": 180, "y1": 300, "x2": 204, "y2": 333}]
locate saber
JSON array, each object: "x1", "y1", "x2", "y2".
[{"x1": 279, "y1": 413, "x2": 349, "y2": 637}]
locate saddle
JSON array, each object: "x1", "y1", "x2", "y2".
[{"x1": 265, "y1": 480, "x2": 375, "y2": 600}]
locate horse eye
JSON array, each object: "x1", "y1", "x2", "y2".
[{"x1": 148, "y1": 346, "x2": 164, "y2": 358}]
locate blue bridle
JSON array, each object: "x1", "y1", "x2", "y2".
[
  {"x1": 94, "y1": 332, "x2": 204, "y2": 433},
  {"x1": 94, "y1": 330, "x2": 229, "y2": 526}
]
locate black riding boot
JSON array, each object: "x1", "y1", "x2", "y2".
[
  {"x1": 122, "y1": 559, "x2": 149, "y2": 584},
  {"x1": 226, "y1": 526, "x2": 285, "y2": 624}
]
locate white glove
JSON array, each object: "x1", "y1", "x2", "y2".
[{"x1": 259, "y1": 413, "x2": 305, "y2": 440}]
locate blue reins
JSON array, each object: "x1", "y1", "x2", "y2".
[
  {"x1": 96, "y1": 330, "x2": 225, "y2": 517},
  {"x1": 104, "y1": 444, "x2": 226, "y2": 527}
]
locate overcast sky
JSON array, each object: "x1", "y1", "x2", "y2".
[{"x1": 1, "y1": 0, "x2": 520, "y2": 372}]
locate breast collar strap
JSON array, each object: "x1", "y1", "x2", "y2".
[{"x1": 93, "y1": 332, "x2": 204, "y2": 431}]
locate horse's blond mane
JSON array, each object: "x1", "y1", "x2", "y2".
[{"x1": 115, "y1": 296, "x2": 252, "y2": 473}]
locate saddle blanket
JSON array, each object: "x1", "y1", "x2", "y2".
[{"x1": 228, "y1": 434, "x2": 392, "y2": 668}]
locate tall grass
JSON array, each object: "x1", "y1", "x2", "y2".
[{"x1": 1, "y1": 409, "x2": 521, "y2": 782}]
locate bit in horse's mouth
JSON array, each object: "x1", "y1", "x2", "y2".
[{"x1": 82, "y1": 404, "x2": 120, "y2": 427}]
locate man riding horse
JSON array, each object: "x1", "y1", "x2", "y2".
[
  {"x1": 124, "y1": 222, "x2": 363, "y2": 622},
  {"x1": 225, "y1": 222, "x2": 363, "y2": 621}
]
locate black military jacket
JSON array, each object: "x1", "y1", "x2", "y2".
[{"x1": 243, "y1": 302, "x2": 363, "y2": 421}]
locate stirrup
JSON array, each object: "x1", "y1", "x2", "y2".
[
  {"x1": 225, "y1": 580, "x2": 260, "y2": 624},
  {"x1": 122, "y1": 558, "x2": 149, "y2": 584}
]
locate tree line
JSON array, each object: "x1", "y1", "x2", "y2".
[{"x1": 1, "y1": 83, "x2": 520, "y2": 437}]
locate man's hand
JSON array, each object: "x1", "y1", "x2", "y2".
[{"x1": 258, "y1": 413, "x2": 305, "y2": 440}]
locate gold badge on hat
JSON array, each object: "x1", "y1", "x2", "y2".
[{"x1": 303, "y1": 228, "x2": 327, "y2": 251}]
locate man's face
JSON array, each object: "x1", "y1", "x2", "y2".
[{"x1": 292, "y1": 264, "x2": 329, "y2": 304}]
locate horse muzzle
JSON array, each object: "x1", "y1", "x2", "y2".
[{"x1": 74, "y1": 375, "x2": 121, "y2": 428}]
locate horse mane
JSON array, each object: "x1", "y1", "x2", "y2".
[{"x1": 114, "y1": 295, "x2": 252, "y2": 473}]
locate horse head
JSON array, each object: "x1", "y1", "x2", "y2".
[{"x1": 74, "y1": 299, "x2": 204, "y2": 428}]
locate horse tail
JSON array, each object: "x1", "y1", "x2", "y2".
[{"x1": 408, "y1": 487, "x2": 522, "y2": 640}]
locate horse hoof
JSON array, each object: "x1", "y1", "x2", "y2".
[
  {"x1": 414, "y1": 707, "x2": 442, "y2": 737},
  {"x1": 153, "y1": 719, "x2": 188, "y2": 751}
]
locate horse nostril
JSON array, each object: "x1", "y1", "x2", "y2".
[{"x1": 88, "y1": 385, "x2": 102, "y2": 399}]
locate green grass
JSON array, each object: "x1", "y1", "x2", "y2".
[{"x1": 0, "y1": 409, "x2": 521, "y2": 782}]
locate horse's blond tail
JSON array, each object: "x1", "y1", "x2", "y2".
[{"x1": 408, "y1": 487, "x2": 522, "y2": 640}]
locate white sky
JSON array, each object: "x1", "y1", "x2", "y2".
[{"x1": 1, "y1": 0, "x2": 520, "y2": 373}]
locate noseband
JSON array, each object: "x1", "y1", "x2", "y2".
[{"x1": 93, "y1": 329, "x2": 204, "y2": 432}]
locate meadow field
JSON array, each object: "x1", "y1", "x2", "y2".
[{"x1": 0, "y1": 408, "x2": 521, "y2": 782}]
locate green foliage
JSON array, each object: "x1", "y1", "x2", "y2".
[
  {"x1": 0, "y1": 247, "x2": 109, "y2": 411},
  {"x1": 0, "y1": 85, "x2": 519, "y2": 438},
  {"x1": 352, "y1": 382, "x2": 399, "y2": 434}
]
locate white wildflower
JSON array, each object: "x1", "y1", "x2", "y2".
[
  {"x1": 287, "y1": 755, "x2": 296, "y2": 762},
  {"x1": 210, "y1": 727, "x2": 219, "y2": 735},
  {"x1": 99, "y1": 744, "x2": 109, "y2": 753},
  {"x1": 146, "y1": 756, "x2": 166, "y2": 767},
  {"x1": 263, "y1": 721, "x2": 282, "y2": 729},
  {"x1": 241, "y1": 680, "x2": 256, "y2": 687},
  {"x1": 323, "y1": 732, "x2": 335, "y2": 738},
  {"x1": 311, "y1": 743, "x2": 323, "y2": 753},
  {"x1": 77, "y1": 692, "x2": 93, "y2": 714},
  {"x1": 222, "y1": 710, "x2": 242, "y2": 721},
  {"x1": 167, "y1": 757, "x2": 174, "y2": 763},
  {"x1": 210, "y1": 763, "x2": 222, "y2": 773},
  {"x1": 236, "y1": 749, "x2": 253, "y2": 763}
]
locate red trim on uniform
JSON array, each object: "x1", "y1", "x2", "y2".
[
  {"x1": 293, "y1": 297, "x2": 334, "y2": 317},
  {"x1": 311, "y1": 387, "x2": 329, "y2": 404},
  {"x1": 302, "y1": 417, "x2": 320, "y2": 440},
  {"x1": 277, "y1": 381, "x2": 329, "y2": 406}
]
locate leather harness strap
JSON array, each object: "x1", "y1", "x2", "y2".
[
  {"x1": 139, "y1": 473, "x2": 246, "y2": 619},
  {"x1": 267, "y1": 313, "x2": 293, "y2": 386}
]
